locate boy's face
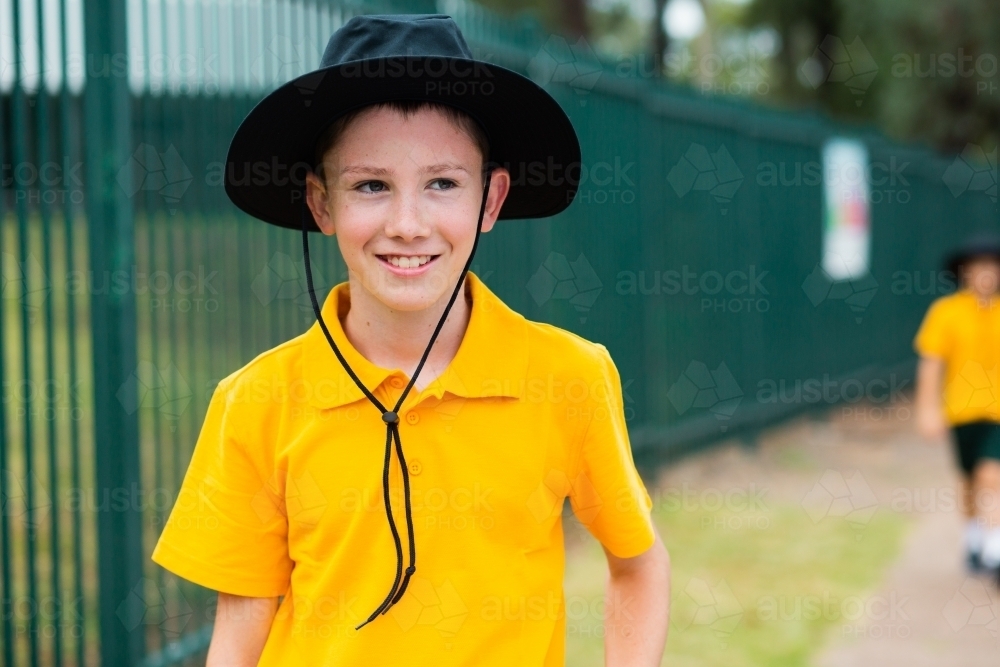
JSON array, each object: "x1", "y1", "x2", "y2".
[
  {"x1": 305, "y1": 106, "x2": 510, "y2": 313},
  {"x1": 962, "y1": 255, "x2": 1000, "y2": 297}
]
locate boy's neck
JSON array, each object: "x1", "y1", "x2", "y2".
[{"x1": 339, "y1": 276, "x2": 473, "y2": 391}]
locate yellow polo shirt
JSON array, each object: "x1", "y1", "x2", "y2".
[
  {"x1": 913, "y1": 289, "x2": 1000, "y2": 425},
  {"x1": 151, "y1": 271, "x2": 656, "y2": 666}
]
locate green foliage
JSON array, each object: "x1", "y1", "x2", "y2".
[
  {"x1": 743, "y1": 0, "x2": 1000, "y2": 152},
  {"x1": 468, "y1": 0, "x2": 997, "y2": 151},
  {"x1": 585, "y1": 3, "x2": 651, "y2": 55}
]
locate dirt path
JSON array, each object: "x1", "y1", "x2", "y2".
[
  {"x1": 811, "y1": 417, "x2": 1000, "y2": 667},
  {"x1": 816, "y1": 506, "x2": 998, "y2": 666}
]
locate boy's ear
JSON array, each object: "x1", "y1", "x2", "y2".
[
  {"x1": 481, "y1": 167, "x2": 512, "y2": 234},
  {"x1": 305, "y1": 170, "x2": 336, "y2": 236}
]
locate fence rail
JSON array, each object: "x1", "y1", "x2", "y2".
[{"x1": 1, "y1": 0, "x2": 997, "y2": 664}]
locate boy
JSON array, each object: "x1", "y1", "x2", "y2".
[
  {"x1": 151, "y1": 14, "x2": 670, "y2": 666},
  {"x1": 914, "y1": 230, "x2": 1000, "y2": 580}
]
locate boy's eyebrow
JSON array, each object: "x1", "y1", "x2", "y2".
[
  {"x1": 423, "y1": 162, "x2": 470, "y2": 175},
  {"x1": 338, "y1": 163, "x2": 470, "y2": 177},
  {"x1": 339, "y1": 165, "x2": 392, "y2": 177}
]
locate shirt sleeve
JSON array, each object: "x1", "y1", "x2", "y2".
[
  {"x1": 568, "y1": 344, "x2": 656, "y2": 559},
  {"x1": 913, "y1": 298, "x2": 952, "y2": 360},
  {"x1": 150, "y1": 376, "x2": 293, "y2": 597}
]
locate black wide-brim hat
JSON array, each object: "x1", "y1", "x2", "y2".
[
  {"x1": 224, "y1": 13, "x2": 581, "y2": 231},
  {"x1": 944, "y1": 229, "x2": 1000, "y2": 277}
]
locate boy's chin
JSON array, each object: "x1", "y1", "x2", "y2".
[
  {"x1": 371, "y1": 289, "x2": 452, "y2": 313},
  {"x1": 360, "y1": 275, "x2": 459, "y2": 313}
]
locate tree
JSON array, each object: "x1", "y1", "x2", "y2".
[
  {"x1": 743, "y1": 0, "x2": 1000, "y2": 152},
  {"x1": 561, "y1": 0, "x2": 589, "y2": 38},
  {"x1": 651, "y1": 0, "x2": 670, "y2": 76}
]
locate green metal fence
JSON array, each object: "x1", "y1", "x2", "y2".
[{"x1": 1, "y1": 0, "x2": 998, "y2": 664}]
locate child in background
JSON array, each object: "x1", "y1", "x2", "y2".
[{"x1": 915, "y1": 231, "x2": 1000, "y2": 582}]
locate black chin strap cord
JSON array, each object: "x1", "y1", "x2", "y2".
[{"x1": 301, "y1": 166, "x2": 495, "y2": 629}]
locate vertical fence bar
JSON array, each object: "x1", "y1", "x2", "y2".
[
  {"x1": 9, "y1": 0, "x2": 41, "y2": 664},
  {"x1": 0, "y1": 26, "x2": 12, "y2": 667},
  {"x1": 34, "y1": 0, "x2": 66, "y2": 659},
  {"x1": 133, "y1": 0, "x2": 172, "y2": 655},
  {"x1": 57, "y1": 0, "x2": 90, "y2": 661},
  {"x1": 82, "y1": 0, "x2": 146, "y2": 662}
]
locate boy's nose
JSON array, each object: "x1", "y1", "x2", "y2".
[{"x1": 383, "y1": 192, "x2": 432, "y2": 241}]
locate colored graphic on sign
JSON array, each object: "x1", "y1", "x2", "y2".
[{"x1": 822, "y1": 138, "x2": 871, "y2": 281}]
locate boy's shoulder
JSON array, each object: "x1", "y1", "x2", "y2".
[
  {"x1": 524, "y1": 316, "x2": 609, "y2": 357},
  {"x1": 924, "y1": 289, "x2": 973, "y2": 316},
  {"x1": 518, "y1": 312, "x2": 616, "y2": 380},
  {"x1": 211, "y1": 331, "x2": 309, "y2": 406}
]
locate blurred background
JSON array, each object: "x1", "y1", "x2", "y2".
[{"x1": 0, "y1": 0, "x2": 997, "y2": 665}]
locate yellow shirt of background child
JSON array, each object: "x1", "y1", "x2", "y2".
[{"x1": 913, "y1": 289, "x2": 1000, "y2": 425}]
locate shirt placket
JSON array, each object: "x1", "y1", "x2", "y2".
[{"x1": 376, "y1": 374, "x2": 433, "y2": 531}]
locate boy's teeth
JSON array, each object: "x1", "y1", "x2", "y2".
[{"x1": 386, "y1": 255, "x2": 431, "y2": 269}]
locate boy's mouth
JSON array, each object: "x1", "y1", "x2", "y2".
[{"x1": 377, "y1": 254, "x2": 440, "y2": 271}]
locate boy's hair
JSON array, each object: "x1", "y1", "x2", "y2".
[{"x1": 312, "y1": 100, "x2": 491, "y2": 184}]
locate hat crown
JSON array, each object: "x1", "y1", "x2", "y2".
[
  {"x1": 961, "y1": 230, "x2": 1000, "y2": 249},
  {"x1": 321, "y1": 14, "x2": 474, "y2": 67},
  {"x1": 225, "y1": 12, "x2": 581, "y2": 228}
]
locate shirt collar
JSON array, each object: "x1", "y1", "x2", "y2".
[
  {"x1": 957, "y1": 288, "x2": 1000, "y2": 307},
  {"x1": 303, "y1": 271, "x2": 528, "y2": 410}
]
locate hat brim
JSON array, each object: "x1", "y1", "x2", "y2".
[
  {"x1": 946, "y1": 249, "x2": 1000, "y2": 278},
  {"x1": 943, "y1": 232, "x2": 1000, "y2": 277},
  {"x1": 225, "y1": 57, "x2": 581, "y2": 232}
]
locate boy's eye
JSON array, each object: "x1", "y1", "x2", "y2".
[
  {"x1": 430, "y1": 178, "x2": 457, "y2": 190},
  {"x1": 356, "y1": 180, "x2": 387, "y2": 193}
]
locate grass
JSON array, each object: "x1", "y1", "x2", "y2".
[{"x1": 564, "y1": 499, "x2": 910, "y2": 666}]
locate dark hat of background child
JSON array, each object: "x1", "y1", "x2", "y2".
[
  {"x1": 224, "y1": 13, "x2": 582, "y2": 230},
  {"x1": 945, "y1": 229, "x2": 1000, "y2": 278}
]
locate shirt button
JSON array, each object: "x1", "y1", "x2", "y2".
[
  {"x1": 408, "y1": 459, "x2": 423, "y2": 476},
  {"x1": 390, "y1": 377, "x2": 404, "y2": 389},
  {"x1": 406, "y1": 412, "x2": 420, "y2": 425}
]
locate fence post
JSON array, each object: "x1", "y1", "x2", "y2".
[{"x1": 82, "y1": 0, "x2": 146, "y2": 663}]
